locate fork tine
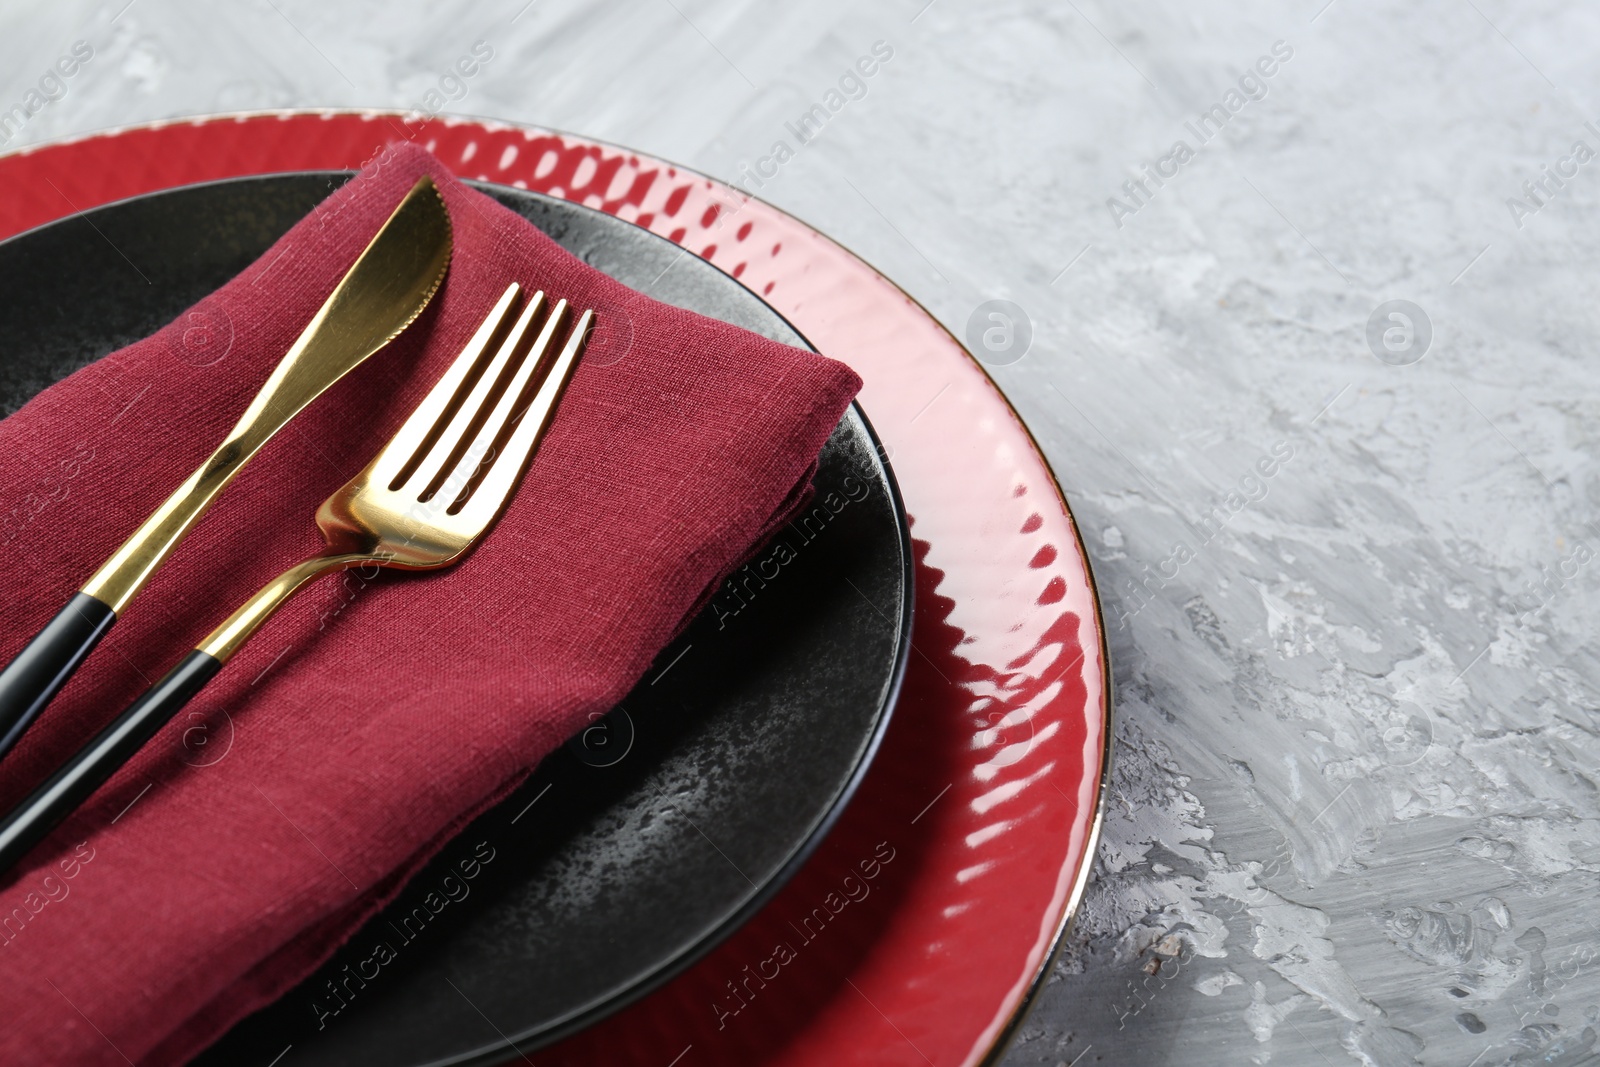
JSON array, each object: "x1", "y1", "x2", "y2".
[
  {"x1": 407, "y1": 289, "x2": 546, "y2": 503},
  {"x1": 434, "y1": 298, "x2": 569, "y2": 511},
  {"x1": 451, "y1": 307, "x2": 593, "y2": 519},
  {"x1": 368, "y1": 282, "x2": 523, "y2": 492}
]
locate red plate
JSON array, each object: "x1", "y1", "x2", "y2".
[{"x1": 0, "y1": 113, "x2": 1111, "y2": 1067}]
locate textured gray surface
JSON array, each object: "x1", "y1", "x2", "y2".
[{"x1": 3, "y1": 2, "x2": 1598, "y2": 1065}]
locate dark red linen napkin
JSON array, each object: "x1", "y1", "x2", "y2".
[{"x1": 0, "y1": 143, "x2": 860, "y2": 1065}]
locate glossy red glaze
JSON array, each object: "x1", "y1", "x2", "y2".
[{"x1": 0, "y1": 114, "x2": 1109, "y2": 1067}]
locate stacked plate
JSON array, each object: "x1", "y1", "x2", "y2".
[{"x1": 0, "y1": 114, "x2": 1109, "y2": 1067}]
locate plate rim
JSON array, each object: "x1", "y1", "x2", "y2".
[{"x1": 617, "y1": 132, "x2": 1116, "y2": 1067}]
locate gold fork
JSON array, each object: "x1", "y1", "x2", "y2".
[{"x1": 0, "y1": 283, "x2": 593, "y2": 871}]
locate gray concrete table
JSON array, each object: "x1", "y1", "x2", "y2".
[{"x1": 4, "y1": 2, "x2": 1597, "y2": 1064}]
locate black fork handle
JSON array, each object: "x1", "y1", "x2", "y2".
[
  {"x1": 0, "y1": 593, "x2": 118, "y2": 764},
  {"x1": 0, "y1": 649, "x2": 221, "y2": 874}
]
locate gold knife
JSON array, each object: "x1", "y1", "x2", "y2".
[{"x1": 0, "y1": 175, "x2": 453, "y2": 761}]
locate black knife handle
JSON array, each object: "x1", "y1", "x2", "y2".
[
  {"x1": 0, "y1": 649, "x2": 222, "y2": 874},
  {"x1": 0, "y1": 593, "x2": 118, "y2": 763}
]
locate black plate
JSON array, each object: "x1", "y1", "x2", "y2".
[{"x1": 0, "y1": 174, "x2": 912, "y2": 1065}]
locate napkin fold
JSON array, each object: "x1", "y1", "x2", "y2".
[{"x1": 0, "y1": 144, "x2": 860, "y2": 1065}]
